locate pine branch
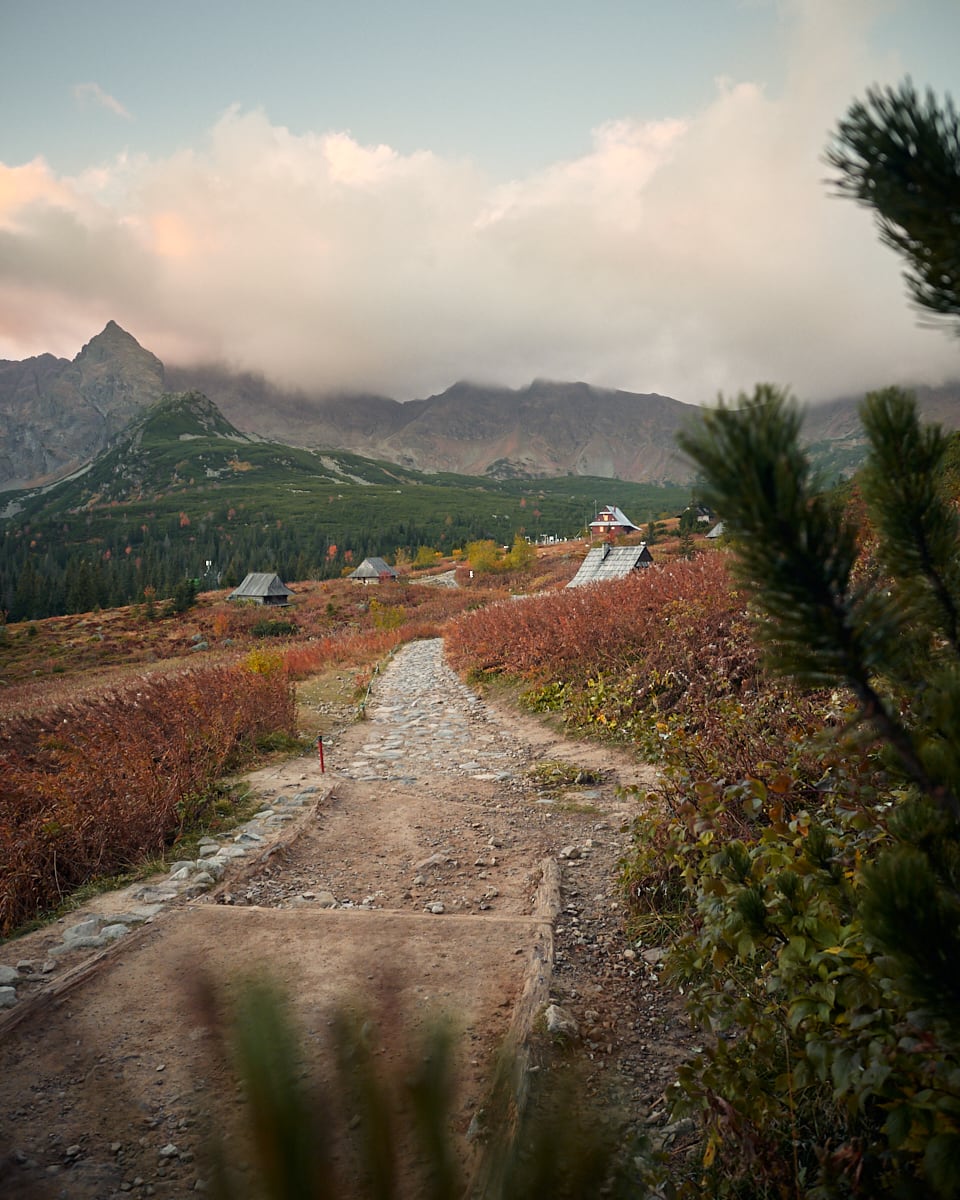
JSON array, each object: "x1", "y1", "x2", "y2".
[
  {"x1": 859, "y1": 388, "x2": 960, "y2": 658},
  {"x1": 825, "y1": 78, "x2": 960, "y2": 329},
  {"x1": 678, "y1": 385, "x2": 960, "y2": 819}
]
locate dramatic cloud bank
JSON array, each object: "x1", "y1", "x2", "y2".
[{"x1": 0, "y1": 5, "x2": 957, "y2": 404}]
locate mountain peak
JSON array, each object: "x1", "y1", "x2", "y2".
[
  {"x1": 140, "y1": 389, "x2": 245, "y2": 440},
  {"x1": 75, "y1": 321, "x2": 158, "y2": 366}
]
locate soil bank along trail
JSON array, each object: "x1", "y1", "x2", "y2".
[{"x1": 0, "y1": 637, "x2": 693, "y2": 1198}]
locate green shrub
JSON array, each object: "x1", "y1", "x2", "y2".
[
  {"x1": 654, "y1": 385, "x2": 960, "y2": 1197},
  {"x1": 252, "y1": 617, "x2": 299, "y2": 638}
]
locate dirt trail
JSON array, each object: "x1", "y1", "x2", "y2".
[{"x1": 0, "y1": 639, "x2": 696, "y2": 1198}]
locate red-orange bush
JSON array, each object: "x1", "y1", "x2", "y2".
[
  {"x1": 446, "y1": 554, "x2": 753, "y2": 689},
  {"x1": 0, "y1": 661, "x2": 295, "y2": 933}
]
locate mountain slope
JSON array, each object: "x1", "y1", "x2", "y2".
[
  {"x1": 0, "y1": 323, "x2": 702, "y2": 489},
  {"x1": 0, "y1": 389, "x2": 691, "y2": 621},
  {"x1": 162, "y1": 368, "x2": 700, "y2": 483},
  {"x1": 0, "y1": 322, "x2": 165, "y2": 489},
  {"x1": 4, "y1": 322, "x2": 960, "y2": 493}
]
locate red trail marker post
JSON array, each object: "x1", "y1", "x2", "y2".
[{"x1": 317, "y1": 734, "x2": 325, "y2": 773}]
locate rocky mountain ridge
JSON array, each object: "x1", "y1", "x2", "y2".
[
  {"x1": 3, "y1": 322, "x2": 959, "y2": 492},
  {"x1": 0, "y1": 322, "x2": 165, "y2": 491}
]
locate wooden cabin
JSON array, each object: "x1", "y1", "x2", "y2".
[
  {"x1": 348, "y1": 556, "x2": 399, "y2": 584},
  {"x1": 588, "y1": 505, "x2": 641, "y2": 538},
  {"x1": 228, "y1": 572, "x2": 294, "y2": 605}
]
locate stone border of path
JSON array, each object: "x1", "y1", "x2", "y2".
[{"x1": 0, "y1": 784, "x2": 325, "y2": 1016}]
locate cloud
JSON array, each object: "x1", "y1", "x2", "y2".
[
  {"x1": 73, "y1": 82, "x2": 133, "y2": 121},
  {"x1": 1, "y1": 5, "x2": 957, "y2": 404}
]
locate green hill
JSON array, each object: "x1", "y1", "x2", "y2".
[{"x1": 0, "y1": 391, "x2": 689, "y2": 620}]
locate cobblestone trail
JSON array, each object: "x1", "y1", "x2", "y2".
[{"x1": 341, "y1": 639, "x2": 525, "y2": 784}]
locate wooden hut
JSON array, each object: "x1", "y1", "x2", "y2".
[
  {"x1": 566, "y1": 543, "x2": 653, "y2": 588},
  {"x1": 588, "y1": 505, "x2": 641, "y2": 538},
  {"x1": 348, "y1": 557, "x2": 399, "y2": 584},
  {"x1": 228, "y1": 572, "x2": 294, "y2": 605}
]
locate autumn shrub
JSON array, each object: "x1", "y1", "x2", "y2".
[
  {"x1": 447, "y1": 554, "x2": 766, "y2": 741},
  {"x1": 0, "y1": 660, "x2": 296, "y2": 933},
  {"x1": 630, "y1": 385, "x2": 960, "y2": 1198},
  {"x1": 278, "y1": 629, "x2": 404, "y2": 681}
]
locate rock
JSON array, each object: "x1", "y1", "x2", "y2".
[
  {"x1": 133, "y1": 886, "x2": 179, "y2": 902},
  {"x1": 543, "y1": 1004, "x2": 579, "y2": 1040},
  {"x1": 64, "y1": 918, "x2": 101, "y2": 942},
  {"x1": 316, "y1": 892, "x2": 338, "y2": 908},
  {"x1": 656, "y1": 1118, "x2": 697, "y2": 1143},
  {"x1": 558, "y1": 845, "x2": 581, "y2": 860},
  {"x1": 50, "y1": 935, "x2": 106, "y2": 956},
  {"x1": 416, "y1": 852, "x2": 448, "y2": 871},
  {"x1": 426, "y1": 902, "x2": 446, "y2": 915},
  {"x1": 641, "y1": 947, "x2": 665, "y2": 966},
  {"x1": 0, "y1": 964, "x2": 20, "y2": 985},
  {"x1": 0, "y1": 987, "x2": 17, "y2": 1008},
  {"x1": 101, "y1": 924, "x2": 130, "y2": 941},
  {"x1": 158, "y1": 1143, "x2": 179, "y2": 1158}
]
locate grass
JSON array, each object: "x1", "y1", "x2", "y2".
[{"x1": 527, "y1": 761, "x2": 606, "y2": 788}]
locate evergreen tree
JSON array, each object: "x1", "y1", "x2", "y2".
[{"x1": 678, "y1": 386, "x2": 960, "y2": 1191}]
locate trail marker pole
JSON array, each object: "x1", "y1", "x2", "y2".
[{"x1": 317, "y1": 734, "x2": 325, "y2": 773}]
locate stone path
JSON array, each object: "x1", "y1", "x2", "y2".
[
  {"x1": 0, "y1": 638, "x2": 646, "y2": 1012},
  {"x1": 342, "y1": 638, "x2": 526, "y2": 784},
  {"x1": 0, "y1": 639, "x2": 543, "y2": 1008},
  {"x1": 0, "y1": 639, "x2": 691, "y2": 1200}
]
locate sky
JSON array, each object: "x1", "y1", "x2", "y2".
[{"x1": 1, "y1": 0, "x2": 958, "y2": 406}]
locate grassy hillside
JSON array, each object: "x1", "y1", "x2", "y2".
[{"x1": 0, "y1": 391, "x2": 689, "y2": 620}]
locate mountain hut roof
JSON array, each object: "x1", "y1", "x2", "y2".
[
  {"x1": 588, "y1": 505, "x2": 640, "y2": 532},
  {"x1": 566, "y1": 543, "x2": 653, "y2": 588},
  {"x1": 348, "y1": 556, "x2": 398, "y2": 581}
]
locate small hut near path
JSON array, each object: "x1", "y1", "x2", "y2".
[
  {"x1": 348, "y1": 556, "x2": 399, "y2": 584},
  {"x1": 228, "y1": 572, "x2": 294, "y2": 605},
  {"x1": 566, "y1": 543, "x2": 653, "y2": 588}
]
